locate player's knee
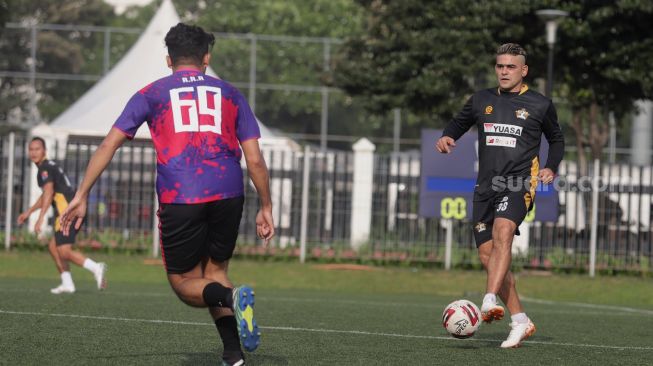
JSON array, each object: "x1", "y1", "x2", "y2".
[
  {"x1": 493, "y1": 222, "x2": 515, "y2": 244},
  {"x1": 56, "y1": 246, "x2": 71, "y2": 259},
  {"x1": 504, "y1": 273, "x2": 516, "y2": 288}
]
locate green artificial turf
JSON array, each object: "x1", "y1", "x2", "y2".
[{"x1": 0, "y1": 251, "x2": 651, "y2": 365}]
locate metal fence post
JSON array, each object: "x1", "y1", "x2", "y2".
[
  {"x1": 299, "y1": 145, "x2": 311, "y2": 263},
  {"x1": 589, "y1": 158, "x2": 600, "y2": 277},
  {"x1": 5, "y1": 133, "x2": 15, "y2": 251},
  {"x1": 248, "y1": 34, "x2": 257, "y2": 113},
  {"x1": 152, "y1": 191, "x2": 159, "y2": 258},
  {"x1": 444, "y1": 219, "x2": 452, "y2": 270},
  {"x1": 320, "y1": 41, "x2": 330, "y2": 151}
]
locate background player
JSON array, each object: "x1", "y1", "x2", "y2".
[
  {"x1": 436, "y1": 43, "x2": 564, "y2": 348},
  {"x1": 17, "y1": 137, "x2": 107, "y2": 294},
  {"x1": 60, "y1": 23, "x2": 274, "y2": 366}
]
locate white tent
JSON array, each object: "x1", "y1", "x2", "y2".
[{"x1": 35, "y1": 0, "x2": 285, "y2": 145}]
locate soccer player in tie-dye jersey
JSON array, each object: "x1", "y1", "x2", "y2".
[{"x1": 61, "y1": 23, "x2": 274, "y2": 366}]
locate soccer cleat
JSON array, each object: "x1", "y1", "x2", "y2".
[
  {"x1": 50, "y1": 284, "x2": 75, "y2": 294},
  {"x1": 232, "y1": 285, "x2": 260, "y2": 352},
  {"x1": 94, "y1": 262, "x2": 107, "y2": 290},
  {"x1": 500, "y1": 319, "x2": 536, "y2": 348},
  {"x1": 481, "y1": 302, "x2": 505, "y2": 323}
]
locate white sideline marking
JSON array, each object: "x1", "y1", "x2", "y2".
[
  {"x1": 1, "y1": 309, "x2": 652, "y2": 351},
  {"x1": 1, "y1": 287, "x2": 652, "y2": 316},
  {"x1": 521, "y1": 296, "x2": 653, "y2": 316}
]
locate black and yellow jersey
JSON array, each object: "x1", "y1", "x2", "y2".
[
  {"x1": 442, "y1": 85, "x2": 565, "y2": 200},
  {"x1": 37, "y1": 159, "x2": 75, "y2": 218}
]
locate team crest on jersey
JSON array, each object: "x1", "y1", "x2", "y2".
[
  {"x1": 484, "y1": 105, "x2": 493, "y2": 114},
  {"x1": 515, "y1": 108, "x2": 530, "y2": 120},
  {"x1": 40, "y1": 171, "x2": 48, "y2": 180},
  {"x1": 475, "y1": 222, "x2": 486, "y2": 233}
]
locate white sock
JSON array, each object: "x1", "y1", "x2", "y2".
[
  {"x1": 61, "y1": 271, "x2": 74, "y2": 287},
  {"x1": 483, "y1": 293, "x2": 497, "y2": 305},
  {"x1": 511, "y1": 312, "x2": 529, "y2": 324},
  {"x1": 83, "y1": 258, "x2": 100, "y2": 273}
]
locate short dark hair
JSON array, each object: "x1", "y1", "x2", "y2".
[
  {"x1": 31, "y1": 136, "x2": 46, "y2": 149},
  {"x1": 165, "y1": 23, "x2": 215, "y2": 66},
  {"x1": 496, "y1": 43, "x2": 527, "y2": 63}
]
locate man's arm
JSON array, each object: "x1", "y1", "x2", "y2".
[
  {"x1": 437, "y1": 96, "x2": 476, "y2": 153},
  {"x1": 34, "y1": 183, "x2": 54, "y2": 234},
  {"x1": 60, "y1": 128, "x2": 128, "y2": 233},
  {"x1": 541, "y1": 102, "x2": 565, "y2": 172},
  {"x1": 18, "y1": 193, "x2": 44, "y2": 225},
  {"x1": 240, "y1": 139, "x2": 274, "y2": 244}
]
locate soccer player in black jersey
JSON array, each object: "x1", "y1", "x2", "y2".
[
  {"x1": 436, "y1": 43, "x2": 564, "y2": 348},
  {"x1": 17, "y1": 137, "x2": 107, "y2": 294}
]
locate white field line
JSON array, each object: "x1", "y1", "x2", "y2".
[
  {"x1": 0, "y1": 309, "x2": 652, "y2": 351},
  {"x1": 1, "y1": 287, "x2": 652, "y2": 316}
]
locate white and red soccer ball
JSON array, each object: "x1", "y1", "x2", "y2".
[{"x1": 442, "y1": 299, "x2": 481, "y2": 339}]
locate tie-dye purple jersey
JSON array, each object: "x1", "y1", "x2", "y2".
[{"x1": 113, "y1": 69, "x2": 260, "y2": 204}]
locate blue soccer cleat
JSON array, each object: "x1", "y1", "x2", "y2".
[{"x1": 232, "y1": 285, "x2": 260, "y2": 352}]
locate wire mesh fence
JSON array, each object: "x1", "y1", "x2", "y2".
[{"x1": 2, "y1": 131, "x2": 651, "y2": 273}]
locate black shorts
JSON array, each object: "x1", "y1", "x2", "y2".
[
  {"x1": 158, "y1": 196, "x2": 244, "y2": 274},
  {"x1": 472, "y1": 189, "x2": 534, "y2": 247},
  {"x1": 54, "y1": 217, "x2": 77, "y2": 246}
]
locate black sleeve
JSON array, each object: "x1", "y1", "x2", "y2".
[
  {"x1": 37, "y1": 164, "x2": 54, "y2": 186},
  {"x1": 442, "y1": 96, "x2": 475, "y2": 140},
  {"x1": 542, "y1": 101, "x2": 565, "y2": 173}
]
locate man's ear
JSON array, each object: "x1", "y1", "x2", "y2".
[
  {"x1": 166, "y1": 55, "x2": 173, "y2": 69},
  {"x1": 522, "y1": 64, "x2": 529, "y2": 78},
  {"x1": 202, "y1": 53, "x2": 211, "y2": 67}
]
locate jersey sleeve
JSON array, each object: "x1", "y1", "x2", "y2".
[
  {"x1": 234, "y1": 89, "x2": 261, "y2": 142},
  {"x1": 542, "y1": 101, "x2": 565, "y2": 173},
  {"x1": 442, "y1": 95, "x2": 476, "y2": 140},
  {"x1": 113, "y1": 92, "x2": 150, "y2": 139},
  {"x1": 37, "y1": 164, "x2": 54, "y2": 187}
]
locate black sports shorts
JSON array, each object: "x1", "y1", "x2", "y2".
[
  {"x1": 53, "y1": 216, "x2": 77, "y2": 246},
  {"x1": 471, "y1": 188, "x2": 534, "y2": 247},
  {"x1": 158, "y1": 196, "x2": 244, "y2": 274}
]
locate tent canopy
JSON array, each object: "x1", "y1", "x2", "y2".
[{"x1": 46, "y1": 0, "x2": 278, "y2": 141}]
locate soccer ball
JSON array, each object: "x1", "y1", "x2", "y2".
[{"x1": 442, "y1": 299, "x2": 481, "y2": 339}]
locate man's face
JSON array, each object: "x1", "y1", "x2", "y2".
[
  {"x1": 495, "y1": 54, "x2": 528, "y2": 92},
  {"x1": 28, "y1": 140, "x2": 46, "y2": 164}
]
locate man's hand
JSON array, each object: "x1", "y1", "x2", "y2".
[
  {"x1": 60, "y1": 196, "x2": 87, "y2": 236},
  {"x1": 17, "y1": 211, "x2": 29, "y2": 225},
  {"x1": 255, "y1": 207, "x2": 275, "y2": 246},
  {"x1": 34, "y1": 217, "x2": 43, "y2": 235},
  {"x1": 436, "y1": 136, "x2": 456, "y2": 154},
  {"x1": 538, "y1": 168, "x2": 555, "y2": 184}
]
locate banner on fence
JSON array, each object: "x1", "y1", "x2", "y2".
[{"x1": 419, "y1": 129, "x2": 559, "y2": 221}]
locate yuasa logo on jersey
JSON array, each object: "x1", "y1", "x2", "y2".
[
  {"x1": 484, "y1": 105, "x2": 493, "y2": 114},
  {"x1": 483, "y1": 123, "x2": 523, "y2": 136},
  {"x1": 486, "y1": 135, "x2": 517, "y2": 148},
  {"x1": 515, "y1": 108, "x2": 530, "y2": 120}
]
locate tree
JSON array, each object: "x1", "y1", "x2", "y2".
[
  {"x1": 553, "y1": 0, "x2": 653, "y2": 172},
  {"x1": 333, "y1": 0, "x2": 541, "y2": 123},
  {"x1": 334, "y1": 0, "x2": 653, "y2": 160},
  {"x1": 0, "y1": 0, "x2": 117, "y2": 126}
]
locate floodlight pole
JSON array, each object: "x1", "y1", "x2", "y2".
[{"x1": 536, "y1": 9, "x2": 568, "y2": 98}]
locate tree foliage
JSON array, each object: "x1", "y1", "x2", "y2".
[
  {"x1": 333, "y1": 0, "x2": 653, "y2": 157},
  {"x1": 0, "y1": 0, "x2": 116, "y2": 125}
]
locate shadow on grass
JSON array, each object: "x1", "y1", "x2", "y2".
[{"x1": 90, "y1": 352, "x2": 288, "y2": 365}]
